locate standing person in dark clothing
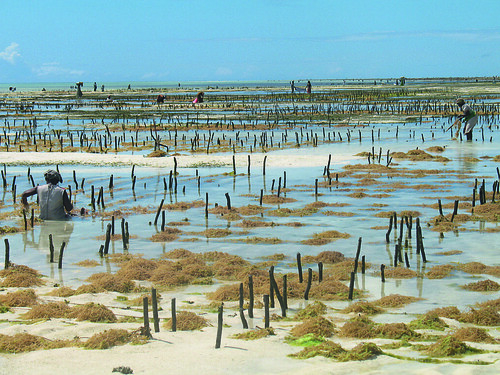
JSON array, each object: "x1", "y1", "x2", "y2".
[
  {"x1": 456, "y1": 98, "x2": 478, "y2": 141},
  {"x1": 22, "y1": 170, "x2": 73, "y2": 220},
  {"x1": 306, "y1": 80, "x2": 312, "y2": 94}
]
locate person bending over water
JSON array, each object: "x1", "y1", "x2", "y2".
[
  {"x1": 22, "y1": 170, "x2": 73, "y2": 220},
  {"x1": 456, "y1": 98, "x2": 478, "y2": 141}
]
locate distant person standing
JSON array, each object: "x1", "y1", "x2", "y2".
[
  {"x1": 456, "y1": 98, "x2": 478, "y2": 141},
  {"x1": 22, "y1": 170, "x2": 73, "y2": 220},
  {"x1": 306, "y1": 80, "x2": 312, "y2": 94},
  {"x1": 290, "y1": 80, "x2": 295, "y2": 93},
  {"x1": 94, "y1": 82, "x2": 97, "y2": 91}
]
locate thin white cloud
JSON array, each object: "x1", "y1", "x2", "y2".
[
  {"x1": 0, "y1": 42, "x2": 20, "y2": 64},
  {"x1": 33, "y1": 62, "x2": 85, "y2": 77}
]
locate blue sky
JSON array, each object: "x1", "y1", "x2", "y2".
[{"x1": 1, "y1": 0, "x2": 499, "y2": 83}]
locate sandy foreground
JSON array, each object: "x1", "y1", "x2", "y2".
[
  {"x1": 0, "y1": 150, "x2": 355, "y2": 169},
  {"x1": 1, "y1": 283, "x2": 499, "y2": 375}
]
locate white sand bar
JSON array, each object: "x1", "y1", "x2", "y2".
[{"x1": 0, "y1": 151, "x2": 356, "y2": 168}]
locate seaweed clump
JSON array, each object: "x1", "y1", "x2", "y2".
[
  {"x1": 373, "y1": 294, "x2": 421, "y2": 308},
  {"x1": 374, "y1": 323, "x2": 419, "y2": 340},
  {"x1": 424, "y1": 336, "x2": 480, "y2": 357},
  {"x1": 338, "y1": 315, "x2": 376, "y2": 339},
  {"x1": 84, "y1": 329, "x2": 147, "y2": 349},
  {"x1": 289, "y1": 316, "x2": 336, "y2": 340},
  {"x1": 0, "y1": 333, "x2": 74, "y2": 353},
  {"x1": 452, "y1": 327, "x2": 497, "y2": 343},
  {"x1": 67, "y1": 303, "x2": 117, "y2": 323},
  {"x1": 0, "y1": 289, "x2": 38, "y2": 307},
  {"x1": 0, "y1": 264, "x2": 44, "y2": 287},
  {"x1": 22, "y1": 301, "x2": 70, "y2": 319},
  {"x1": 342, "y1": 301, "x2": 383, "y2": 315},
  {"x1": 163, "y1": 311, "x2": 209, "y2": 331},
  {"x1": 295, "y1": 301, "x2": 328, "y2": 320},
  {"x1": 461, "y1": 279, "x2": 500, "y2": 292},
  {"x1": 290, "y1": 340, "x2": 346, "y2": 359},
  {"x1": 408, "y1": 312, "x2": 448, "y2": 331},
  {"x1": 301, "y1": 230, "x2": 350, "y2": 246},
  {"x1": 233, "y1": 328, "x2": 275, "y2": 340},
  {"x1": 459, "y1": 306, "x2": 500, "y2": 326},
  {"x1": 337, "y1": 342, "x2": 383, "y2": 362}
]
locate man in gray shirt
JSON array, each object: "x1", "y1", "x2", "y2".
[{"x1": 22, "y1": 170, "x2": 73, "y2": 220}]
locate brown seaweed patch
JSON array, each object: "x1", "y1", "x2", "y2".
[
  {"x1": 375, "y1": 322, "x2": 419, "y2": 340},
  {"x1": 459, "y1": 306, "x2": 500, "y2": 326},
  {"x1": 150, "y1": 227, "x2": 182, "y2": 242},
  {"x1": 295, "y1": 301, "x2": 328, "y2": 320},
  {"x1": 68, "y1": 302, "x2": 117, "y2": 322},
  {"x1": 22, "y1": 301, "x2": 70, "y2": 319},
  {"x1": 240, "y1": 237, "x2": 282, "y2": 244},
  {"x1": 461, "y1": 279, "x2": 500, "y2": 292},
  {"x1": 301, "y1": 230, "x2": 350, "y2": 246},
  {"x1": 163, "y1": 248, "x2": 195, "y2": 259},
  {"x1": 322, "y1": 210, "x2": 355, "y2": 217},
  {"x1": 0, "y1": 289, "x2": 38, "y2": 307},
  {"x1": 233, "y1": 327, "x2": 275, "y2": 340},
  {"x1": 342, "y1": 301, "x2": 383, "y2": 315},
  {"x1": 0, "y1": 333, "x2": 75, "y2": 353},
  {"x1": 338, "y1": 315, "x2": 376, "y2": 338},
  {"x1": 337, "y1": 342, "x2": 383, "y2": 362},
  {"x1": 267, "y1": 207, "x2": 317, "y2": 217},
  {"x1": 146, "y1": 150, "x2": 168, "y2": 157},
  {"x1": 200, "y1": 228, "x2": 232, "y2": 238},
  {"x1": 165, "y1": 201, "x2": 205, "y2": 210},
  {"x1": 426, "y1": 264, "x2": 455, "y2": 279},
  {"x1": 163, "y1": 311, "x2": 210, "y2": 330},
  {"x1": 236, "y1": 219, "x2": 275, "y2": 228},
  {"x1": 289, "y1": 316, "x2": 336, "y2": 339},
  {"x1": 471, "y1": 202, "x2": 500, "y2": 222},
  {"x1": 374, "y1": 294, "x2": 422, "y2": 308},
  {"x1": 452, "y1": 327, "x2": 497, "y2": 344},
  {"x1": 261, "y1": 195, "x2": 296, "y2": 204},
  {"x1": 85, "y1": 272, "x2": 135, "y2": 293},
  {"x1": 74, "y1": 259, "x2": 101, "y2": 267},
  {"x1": 116, "y1": 257, "x2": 158, "y2": 281},
  {"x1": 289, "y1": 340, "x2": 346, "y2": 360},
  {"x1": 409, "y1": 312, "x2": 448, "y2": 331},
  {"x1": 426, "y1": 306, "x2": 462, "y2": 320},
  {"x1": 374, "y1": 266, "x2": 417, "y2": 279},
  {"x1": 0, "y1": 264, "x2": 44, "y2": 288},
  {"x1": 47, "y1": 286, "x2": 76, "y2": 298},
  {"x1": 84, "y1": 329, "x2": 147, "y2": 349},
  {"x1": 309, "y1": 277, "x2": 363, "y2": 300},
  {"x1": 302, "y1": 251, "x2": 345, "y2": 264},
  {"x1": 391, "y1": 149, "x2": 450, "y2": 162}
]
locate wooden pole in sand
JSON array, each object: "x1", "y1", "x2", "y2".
[
  {"x1": 263, "y1": 295, "x2": 270, "y2": 328},
  {"x1": 171, "y1": 298, "x2": 177, "y2": 332},
  {"x1": 142, "y1": 297, "x2": 152, "y2": 338},
  {"x1": 4, "y1": 239, "x2": 9, "y2": 269},
  {"x1": 151, "y1": 288, "x2": 160, "y2": 333},
  {"x1": 248, "y1": 275, "x2": 254, "y2": 318},
  {"x1": 215, "y1": 304, "x2": 223, "y2": 348},
  {"x1": 348, "y1": 271, "x2": 355, "y2": 300},
  {"x1": 304, "y1": 268, "x2": 312, "y2": 300}
]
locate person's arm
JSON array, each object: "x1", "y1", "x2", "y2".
[
  {"x1": 62, "y1": 190, "x2": 73, "y2": 213},
  {"x1": 21, "y1": 187, "x2": 38, "y2": 207}
]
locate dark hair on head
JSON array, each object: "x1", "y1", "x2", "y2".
[
  {"x1": 44, "y1": 169, "x2": 63, "y2": 184},
  {"x1": 456, "y1": 98, "x2": 465, "y2": 106}
]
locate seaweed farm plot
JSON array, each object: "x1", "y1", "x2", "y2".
[{"x1": 0, "y1": 82, "x2": 500, "y2": 371}]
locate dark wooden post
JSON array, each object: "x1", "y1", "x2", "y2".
[
  {"x1": 248, "y1": 275, "x2": 254, "y2": 318},
  {"x1": 58, "y1": 242, "x2": 65, "y2": 269},
  {"x1": 215, "y1": 304, "x2": 224, "y2": 348},
  {"x1": 171, "y1": 298, "x2": 177, "y2": 332},
  {"x1": 142, "y1": 297, "x2": 152, "y2": 338},
  {"x1": 152, "y1": 288, "x2": 160, "y2": 333}
]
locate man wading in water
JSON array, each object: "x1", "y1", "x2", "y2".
[
  {"x1": 456, "y1": 98, "x2": 478, "y2": 141},
  {"x1": 22, "y1": 170, "x2": 74, "y2": 220}
]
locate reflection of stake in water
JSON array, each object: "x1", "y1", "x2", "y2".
[{"x1": 23, "y1": 220, "x2": 74, "y2": 262}]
